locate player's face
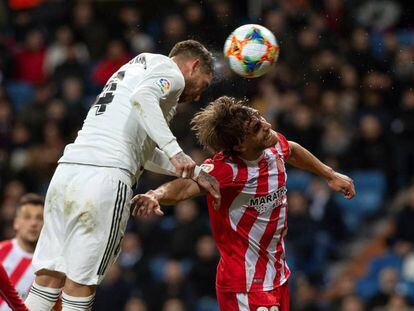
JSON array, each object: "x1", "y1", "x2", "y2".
[
  {"x1": 14, "y1": 204, "x2": 44, "y2": 244},
  {"x1": 179, "y1": 64, "x2": 212, "y2": 104},
  {"x1": 244, "y1": 115, "x2": 279, "y2": 151}
]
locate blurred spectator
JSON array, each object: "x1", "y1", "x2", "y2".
[
  {"x1": 340, "y1": 295, "x2": 365, "y2": 311},
  {"x1": 92, "y1": 39, "x2": 130, "y2": 87},
  {"x1": 184, "y1": 2, "x2": 208, "y2": 43},
  {"x1": 20, "y1": 83, "x2": 53, "y2": 143},
  {"x1": 95, "y1": 263, "x2": 133, "y2": 311},
  {"x1": 169, "y1": 200, "x2": 209, "y2": 259},
  {"x1": 189, "y1": 235, "x2": 218, "y2": 299},
  {"x1": 124, "y1": 296, "x2": 148, "y2": 311},
  {"x1": 292, "y1": 275, "x2": 319, "y2": 311},
  {"x1": 145, "y1": 260, "x2": 190, "y2": 310},
  {"x1": 71, "y1": 2, "x2": 108, "y2": 60},
  {"x1": 162, "y1": 298, "x2": 186, "y2": 311},
  {"x1": 385, "y1": 294, "x2": 413, "y2": 311},
  {"x1": 286, "y1": 191, "x2": 317, "y2": 272},
  {"x1": 281, "y1": 104, "x2": 321, "y2": 153},
  {"x1": 393, "y1": 89, "x2": 414, "y2": 187},
  {"x1": 44, "y1": 25, "x2": 89, "y2": 77},
  {"x1": 368, "y1": 267, "x2": 399, "y2": 309},
  {"x1": 60, "y1": 77, "x2": 88, "y2": 136},
  {"x1": 14, "y1": 30, "x2": 47, "y2": 84},
  {"x1": 394, "y1": 184, "x2": 414, "y2": 251},
  {"x1": 348, "y1": 114, "x2": 391, "y2": 173},
  {"x1": 159, "y1": 15, "x2": 187, "y2": 54}
]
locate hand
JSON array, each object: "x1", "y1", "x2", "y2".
[
  {"x1": 327, "y1": 172, "x2": 356, "y2": 199},
  {"x1": 170, "y1": 152, "x2": 196, "y2": 178},
  {"x1": 131, "y1": 191, "x2": 164, "y2": 217},
  {"x1": 194, "y1": 170, "x2": 221, "y2": 209}
]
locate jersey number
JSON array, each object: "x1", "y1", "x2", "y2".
[
  {"x1": 257, "y1": 307, "x2": 279, "y2": 311},
  {"x1": 92, "y1": 71, "x2": 125, "y2": 115}
]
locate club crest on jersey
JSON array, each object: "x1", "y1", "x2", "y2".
[
  {"x1": 249, "y1": 186, "x2": 287, "y2": 214},
  {"x1": 200, "y1": 163, "x2": 214, "y2": 173},
  {"x1": 156, "y1": 78, "x2": 171, "y2": 94}
]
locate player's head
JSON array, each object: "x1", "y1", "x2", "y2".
[
  {"x1": 14, "y1": 193, "x2": 44, "y2": 247},
  {"x1": 191, "y1": 96, "x2": 279, "y2": 156},
  {"x1": 169, "y1": 40, "x2": 214, "y2": 104}
]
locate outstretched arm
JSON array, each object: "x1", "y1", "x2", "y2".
[
  {"x1": 144, "y1": 149, "x2": 221, "y2": 204},
  {"x1": 131, "y1": 169, "x2": 221, "y2": 217},
  {"x1": 287, "y1": 141, "x2": 356, "y2": 199},
  {"x1": 131, "y1": 178, "x2": 204, "y2": 217}
]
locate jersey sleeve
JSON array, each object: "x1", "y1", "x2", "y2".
[
  {"x1": 276, "y1": 132, "x2": 291, "y2": 160},
  {"x1": 130, "y1": 61, "x2": 185, "y2": 158},
  {"x1": 144, "y1": 147, "x2": 177, "y2": 176},
  {"x1": 201, "y1": 158, "x2": 233, "y2": 189}
]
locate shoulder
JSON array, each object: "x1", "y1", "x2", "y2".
[
  {"x1": 275, "y1": 132, "x2": 291, "y2": 159},
  {"x1": 202, "y1": 153, "x2": 236, "y2": 187},
  {"x1": 147, "y1": 54, "x2": 185, "y2": 90},
  {"x1": 0, "y1": 240, "x2": 13, "y2": 253}
]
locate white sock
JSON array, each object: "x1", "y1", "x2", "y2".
[
  {"x1": 61, "y1": 292, "x2": 95, "y2": 311},
  {"x1": 25, "y1": 282, "x2": 61, "y2": 311}
]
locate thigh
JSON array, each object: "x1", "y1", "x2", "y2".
[
  {"x1": 217, "y1": 290, "x2": 243, "y2": 311},
  {"x1": 217, "y1": 283, "x2": 290, "y2": 311},
  {"x1": 247, "y1": 283, "x2": 290, "y2": 311},
  {"x1": 32, "y1": 165, "x2": 72, "y2": 274},
  {"x1": 63, "y1": 167, "x2": 132, "y2": 286}
]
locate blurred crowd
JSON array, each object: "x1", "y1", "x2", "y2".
[{"x1": 0, "y1": 0, "x2": 414, "y2": 310}]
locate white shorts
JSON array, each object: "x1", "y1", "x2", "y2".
[{"x1": 32, "y1": 163, "x2": 133, "y2": 285}]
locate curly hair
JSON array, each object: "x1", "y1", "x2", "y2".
[{"x1": 191, "y1": 96, "x2": 259, "y2": 155}]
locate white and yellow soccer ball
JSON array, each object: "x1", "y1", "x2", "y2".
[{"x1": 224, "y1": 24, "x2": 279, "y2": 78}]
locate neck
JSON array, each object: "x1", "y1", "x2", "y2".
[
  {"x1": 239, "y1": 149, "x2": 263, "y2": 161},
  {"x1": 16, "y1": 237, "x2": 36, "y2": 253}
]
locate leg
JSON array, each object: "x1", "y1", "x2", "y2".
[
  {"x1": 216, "y1": 290, "x2": 242, "y2": 311},
  {"x1": 25, "y1": 270, "x2": 65, "y2": 311},
  {"x1": 60, "y1": 278, "x2": 96, "y2": 311},
  {"x1": 35, "y1": 269, "x2": 66, "y2": 288}
]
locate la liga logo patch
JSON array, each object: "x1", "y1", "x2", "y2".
[
  {"x1": 200, "y1": 163, "x2": 214, "y2": 173},
  {"x1": 156, "y1": 78, "x2": 171, "y2": 94}
]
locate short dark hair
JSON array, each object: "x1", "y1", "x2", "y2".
[
  {"x1": 169, "y1": 40, "x2": 214, "y2": 74},
  {"x1": 17, "y1": 193, "x2": 44, "y2": 212},
  {"x1": 191, "y1": 96, "x2": 259, "y2": 155}
]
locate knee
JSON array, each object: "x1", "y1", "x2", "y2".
[
  {"x1": 64, "y1": 278, "x2": 96, "y2": 297},
  {"x1": 35, "y1": 269, "x2": 66, "y2": 288}
]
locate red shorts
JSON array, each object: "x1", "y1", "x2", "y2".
[{"x1": 217, "y1": 283, "x2": 290, "y2": 311}]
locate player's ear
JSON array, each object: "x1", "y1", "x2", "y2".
[
  {"x1": 13, "y1": 217, "x2": 19, "y2": 231},
  {"x1": 190, "y1": 59, "x2": 201, "y2": 75}
]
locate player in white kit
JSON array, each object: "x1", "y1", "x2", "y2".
[{"x1": 25, "y1": 40, "x2": 219, "y2": 311}]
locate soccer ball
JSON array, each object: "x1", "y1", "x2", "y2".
[{"x1": 224, "y1": 24, "x2": 279, "y2": 78}]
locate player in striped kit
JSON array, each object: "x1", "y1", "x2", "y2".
[
  {"x1": 0, "y1": 194, "x2": 44, "y2": 311},
  {"x1": 0, "y1": 263, "x2": 28, "y2": 310},
  {"x1": 132, "y1": 96, "x2": 356, "y2": 311}
]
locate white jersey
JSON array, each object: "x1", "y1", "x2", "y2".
[
  {"x1": 59, "y1": 53, "x2": 185, "y2": 180},
  {"x1": 0, "y1": 239, "x2": 35, "y2": 310}
]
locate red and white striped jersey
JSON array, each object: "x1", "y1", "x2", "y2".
[
  {"x1": 0, "y1": 239, "x2": 35, "y2": 310},
  {"x1": 204, "y1": 132, "x2": 291, "y2": 293}
]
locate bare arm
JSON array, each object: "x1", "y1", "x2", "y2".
[
  {"x1": 287, "y1": 141, "x2": 356, "y2": 199},
  {"x1": 150, "y1": 178, "x2": 204, "y2": 206},
  {"x1": 287, "y1": 141, "x2": 334, "y2": 179},
  {"x1": 131, "y1": 178, "x2": 205, "y2": 217}
]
